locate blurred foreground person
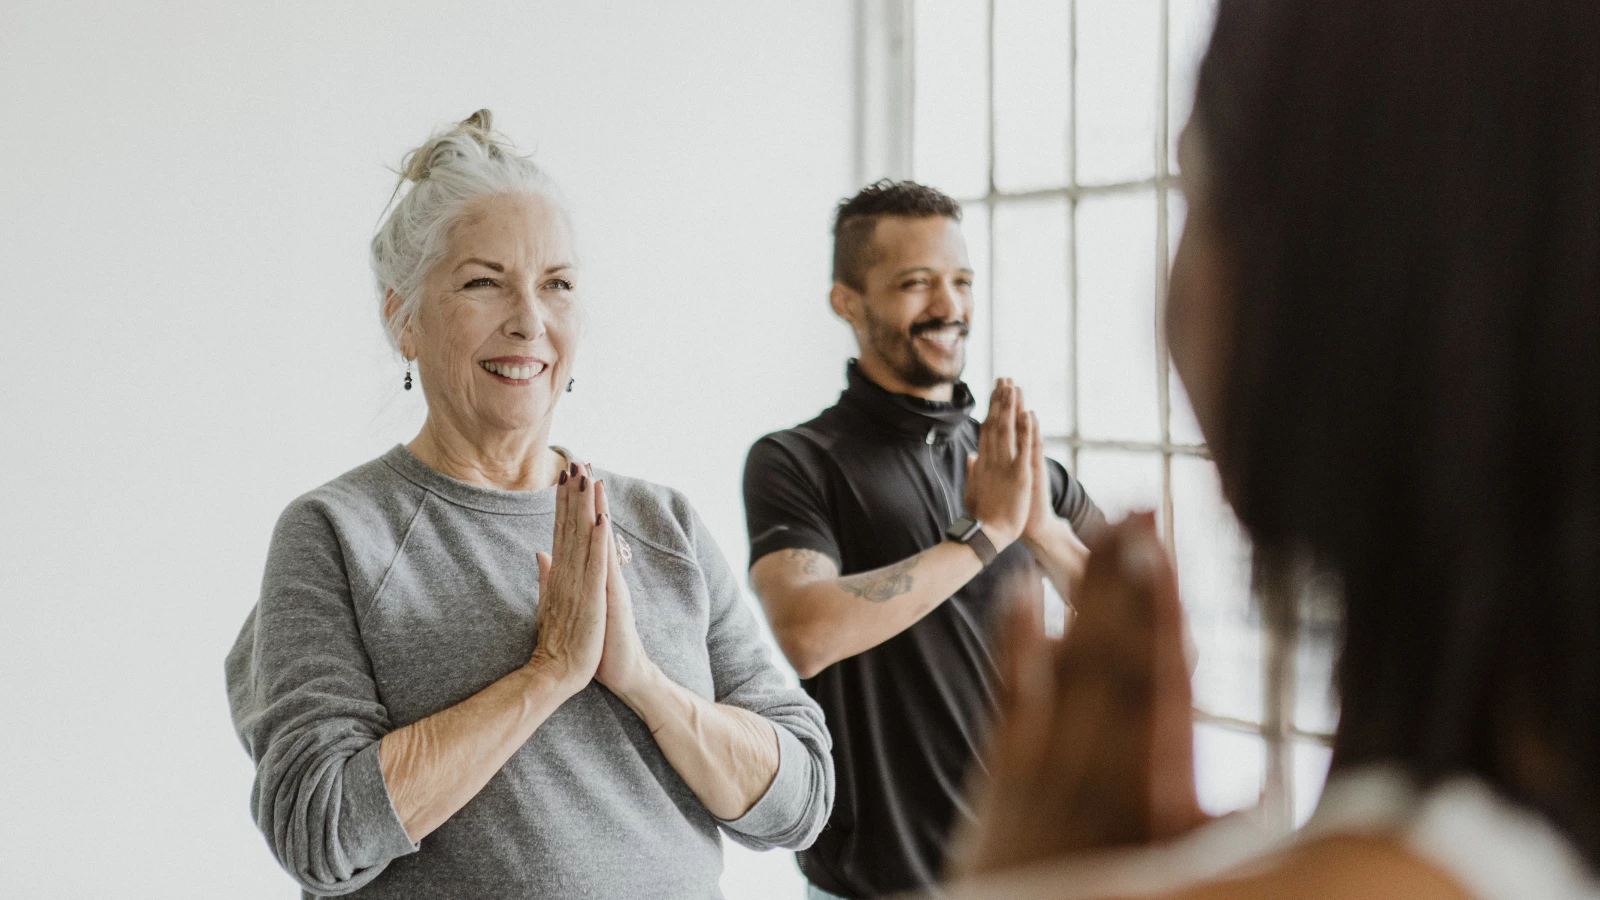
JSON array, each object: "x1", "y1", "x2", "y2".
[
  {"x1": 942, "y1": 1, "x2": 1600, "y2": 898},
  {"x1": 226, "y1": 111, "x2": 831, "y2": 899}
]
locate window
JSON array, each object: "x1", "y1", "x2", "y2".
[{"x1": 864, "y1": 0, "x2": 1337, "y2": 826}]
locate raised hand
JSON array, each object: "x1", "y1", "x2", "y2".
[
  {"x1": 948, "y1": 512, "x2": 1207, "y2": 879},
  {"x1": 964, "y1": 379, "x2": 1035, "y2": 548},
  {"x1": 591, "y1": 477, "x2": 656, "y2": 699},
  {"x1": 529, "y1": 462, "x2": 610, "y2": 692}
]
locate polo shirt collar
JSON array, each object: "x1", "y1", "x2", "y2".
[{"x1": 839, "y1": 359, "x2": 975, "y2": 442}]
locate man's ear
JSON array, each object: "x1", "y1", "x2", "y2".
[
  {"x1": 829, "y1": 282, "x2": 862, "y2": 327},
  {"x1": 384, "y1": 288, "x2": 415, "y2": 358}
]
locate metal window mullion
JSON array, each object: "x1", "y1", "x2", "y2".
[
  {"x1": 906, "y1": 0, "x2": 917, "y2": 179},
  {"x1": 1067, "y1": 0, "x2": 1081, "y2": 474},
  {"x1": 1156, "y1": 0, "x2": 1175, "y2": 557},
  {"x1": 986, "y1": 0, "x2": 999, "y2": 392}
]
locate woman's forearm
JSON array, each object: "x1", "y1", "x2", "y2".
[
  {"x1": 613, "y1": 665, "x2": 780, "y2": 820},
  {"x1": 379, "y1": 662, "x2": 579, "y2": 842}
]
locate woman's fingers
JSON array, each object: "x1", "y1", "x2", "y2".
[
  {"x1": 595, "y1": 474, "x2": 611, "y2": 519},
  {"x1": 569, "y1": 461, "x2": 595, "y2": 564},
  {"x1": 536, "y1": 551, "x2": 552, "y2": 592},
  {"x1": 557, "y1": 461, "x2": 580, "y2": 563}
]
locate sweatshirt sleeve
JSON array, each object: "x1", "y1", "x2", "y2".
[
  {"x1": 687, "y1": 505, "x2": 835, "y2": 851},
  {"x1": 225, "y1": 498, "x2": 418, "y2": 895}
]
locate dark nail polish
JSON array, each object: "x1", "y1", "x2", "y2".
[
  {"x1": 570, "y1": 462, "x2": 580, "y2": 476},
  {"x1": 558, "y1": 471, "x2": 568, "y2": 485},
  {"x1": 579, "y1": 476, "x2": 588, "y2": 491},
  {"x1": 597, "y1": 512, "x2": 605, "y2": 525}
]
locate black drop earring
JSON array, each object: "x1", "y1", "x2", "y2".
[
  {"x1": 404, "y1": 363, "x2": 413, "y2": 391},
  {"x1": 566, "y1": 377, "x2": 575, "y2": 393}
]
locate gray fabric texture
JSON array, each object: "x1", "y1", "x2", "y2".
[{"x1": 226, "y1": 445, "x2": 834, "y2": 898}]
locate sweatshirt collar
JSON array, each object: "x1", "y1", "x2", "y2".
[
  {"x1": 838, "y1": 359, "x2": 975, "y2": 442},
  {"x1": 381, "y1": 444, "x2": 580, "y2": 515}
]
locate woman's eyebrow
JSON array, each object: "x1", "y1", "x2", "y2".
[{"x1": 454, "y1": 258, "x2": 505, "y2": 273}]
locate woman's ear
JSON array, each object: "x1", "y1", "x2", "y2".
[{"x1": 384, "y1": 288, "x2": 416, "y2": 358}]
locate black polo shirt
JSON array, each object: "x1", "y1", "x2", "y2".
[{"x1": 742, "y1": 361, "x2": 1104, "y2": 899}]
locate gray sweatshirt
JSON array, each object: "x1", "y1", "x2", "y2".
[{"x1": 226, "y1": 446, "x2": 834, "y2": 898}]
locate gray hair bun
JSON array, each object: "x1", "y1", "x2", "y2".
[{"x1": 399, "y1": 109, "x2": 503, "y2": 183}]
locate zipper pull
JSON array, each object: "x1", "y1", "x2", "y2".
[{"x1": 925, "y1": 427, "x2": 937, "y2": 445}]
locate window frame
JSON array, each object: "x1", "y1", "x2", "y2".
[{"x1": 858, "y1": 0, "x2": 1333, "y2": 827}]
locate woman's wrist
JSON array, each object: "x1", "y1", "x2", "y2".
[
  {"x1": 521, "y1": 654, "x2": 591, "y2": 701},
  {"x1": 607, "y1": 657, "x2": 670, "y2": 715}
]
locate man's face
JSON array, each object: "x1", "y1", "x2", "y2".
[{"x1": 849, "y1": 216, "x2": 974, "y2": 389}]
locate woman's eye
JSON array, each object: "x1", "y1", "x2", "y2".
[
  {"x1": 545, "y1": 279, "x2": 575, "y2": 292},
  {"x1": 464, "y1": 277, "x2": 497, "y2": 289}
]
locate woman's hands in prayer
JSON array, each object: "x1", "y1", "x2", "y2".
[
  {"x1": 530, "y1": 462, "x2": 614, "y2": 693},
  {"x1": 531, "y1": 463, "x2": 654, "y2": 699},
  {"x1": 948, "y1": 512, "x2": 1209, "y2": 878},
  {"x1": 592, "y1": 478, "x2": 654, "y2": 698}
]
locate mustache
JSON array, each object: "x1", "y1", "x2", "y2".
[{"x1": 909, "y1": 319, "x2": 971, "y2": 337}]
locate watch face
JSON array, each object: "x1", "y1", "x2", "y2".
[{"x1": 947, "y1": 516, "x2": 980, "y2": 542}]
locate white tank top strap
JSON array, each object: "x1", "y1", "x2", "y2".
[{"x1": 1304, "y1": 766, "x2": 1600, "y2": 900}]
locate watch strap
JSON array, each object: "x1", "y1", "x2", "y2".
[{"x1": 963, "y1": 526, "x2": 999, "y2": 567}]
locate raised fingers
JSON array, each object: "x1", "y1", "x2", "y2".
[
  {"x1": 1031, "y1": 411, "x2": 1047, "y2": 474},
  {"x1": 1014, "y1": 398, "x2": 1034, "y2": 469},
  {"x1": 560, "y1": 460, "x2": 585, "y2": 564},
  {"x1": 585, "y1": 490, "x2": 611, "y2": 599},
  {"x1": 552, "y1": 462, "x2": 574, "y2": 561},
  {"x1": 995, "y1": 381, "x2": 1018, "y2": 458}
]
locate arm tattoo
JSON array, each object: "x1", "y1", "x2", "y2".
[
  {"x1": 838, "y1": 557, "x2": 916, "y2": 603},
  {"x1": 786, "y1": 548, "x2": 832, "y2": 578}
]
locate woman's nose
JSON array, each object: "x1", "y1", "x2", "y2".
[{"x1": 505, "y1": 288, "x2": 545, "y2": 341}]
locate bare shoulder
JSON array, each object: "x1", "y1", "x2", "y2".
[{"x1": 1171, "y1": 834, "x2": 1472, "y2": 900}]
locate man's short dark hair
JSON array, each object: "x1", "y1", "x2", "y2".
[{"x1": 832, "y1": 179, "x2": 962, "y2": 291}]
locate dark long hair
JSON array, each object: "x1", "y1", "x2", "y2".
[{"x1": 1195, "y1": 0, "x2": 1600, "y2": 864}]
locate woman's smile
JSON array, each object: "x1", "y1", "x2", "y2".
[{"x1": 479, "y1": 356, "x2": 550, "y2": 384}]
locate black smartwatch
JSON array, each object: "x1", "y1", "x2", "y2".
[{"x1": 945, "y1": 516, "x2": 998, "y2": 567}]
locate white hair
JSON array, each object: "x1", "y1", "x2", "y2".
[{"x1": 370, "y1": 109, "x2": 564, "y2": 352}]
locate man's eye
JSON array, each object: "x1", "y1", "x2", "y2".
[{"x1": 902, "y1": 279, "x2": 929, "y2": 289}]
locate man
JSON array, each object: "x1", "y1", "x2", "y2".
[{"x1": 742, "y1": 180, "x2": 1106, "y2": 899}]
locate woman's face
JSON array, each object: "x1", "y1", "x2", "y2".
[
  {"x1": 400, "y1": 192, "x2": 579, "y2": 443},
  {"x1": 1166, "y1": 121, "x2": 1233, "y2": 451}
]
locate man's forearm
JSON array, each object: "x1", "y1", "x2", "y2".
[
  {"x1": 767, "y1": 540, "x2": 988, "y2": 677},
  {"x1": 1023, "y1": 519, "x2": 1089, "y2": 602}
]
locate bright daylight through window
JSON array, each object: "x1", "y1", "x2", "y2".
[{"x1": 899, "y1": 0, "x2": 1338, "y2": 826}]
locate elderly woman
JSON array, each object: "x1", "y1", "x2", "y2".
[{"x1": 226, "y1": 111, "x2": 833, "y2": 898}]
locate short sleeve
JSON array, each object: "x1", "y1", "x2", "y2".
[
  {"x1": 1047, "y1": 456, "x2": 1110, "y2": 541},
  {"x1": 742, "y1": 436, "x2": 841, "y2": 568}
]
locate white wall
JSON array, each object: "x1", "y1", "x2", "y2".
[{"x1": 0, "y1": 2, "x2": 858, "y2": 897}]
